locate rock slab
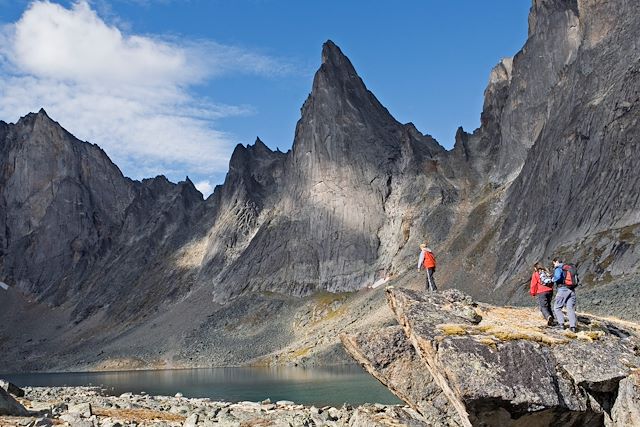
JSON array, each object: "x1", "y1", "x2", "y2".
[
  {"x1": 342, "y1": 287, "x2": 640, "y2": 427},
  {"x1": 0, "y1": 380, "x2": 25, "y2": 398},
  {"x1": 0, "y1": 387, "x2": 28, "y2": 416}
]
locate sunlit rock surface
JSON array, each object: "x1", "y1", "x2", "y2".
[
  {"x1": 1, "y1": 0, "x2": 640, "y2": 372},
  {"x1": 342, "y1": 287, "x2": 640, "y2": 426}
]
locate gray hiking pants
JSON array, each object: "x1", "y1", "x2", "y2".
[
  {"x1": 536, "y1": 292, "x2": 553, "y2": 320},
  {"x1": 554, "y1": 287, "x2": 577, "y2": 328},
  {"x1": 425, "y1": 268, "x2": 437, "y2": 292}
]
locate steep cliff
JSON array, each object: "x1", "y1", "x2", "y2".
[
  {"x1": 1, "y1": 0, "x2": 639, "y2": 372},
  {"x1": 0, "y1": 110, "x2": 210, "y2": 323},
  {"x1": 0, "y1": 110, "x2": 135, "y2": 301},
  {"x1": 210, "y1": 41, "x2": 453, "y2": 299},
  {"x1": 493, "y1": 0, "x2": 640, "y2": 296},
  {"x1": 437, "y1": 0, "x2": 640, "y2": 303}
]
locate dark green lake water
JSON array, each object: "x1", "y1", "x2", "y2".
[{"x1": 3, "y1": 366, "x2": 402, "y2": 407}]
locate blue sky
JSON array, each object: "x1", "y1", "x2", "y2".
[{"x1": 0, "y1": 1, "x2": 530, "y2": 196}]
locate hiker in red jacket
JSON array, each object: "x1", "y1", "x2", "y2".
[
  {"x1": 530, "y1": 262, "x2": 555, "y2": 326},
  {"x1": 418, "y1": 243, "x2": 437, "y2": 292}
]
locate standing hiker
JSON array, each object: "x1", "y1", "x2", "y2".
[
  {"x1": 418, "y1": 243, "x2": 437, "y2": 292},
  {"x1": 552, "y1": 258, "x2": 579, "y2": 332},
  {"x1": 529, "y1": 262, "x2": 555, "y2": 326}
]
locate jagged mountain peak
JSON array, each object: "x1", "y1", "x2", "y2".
[
  {"x1": 254, "y1": 136, "x2": 267, "y2": 148},
  {"x1": 529, "y1": 0, "x2": 580, "y2": 36},
  {"x1": 224, "y1": 137, "x2": 286, "y2": 189},
  {"x1": 182, "y1": 175, "x2": 198, "y2": 191},
  {"x1": 295, "y1": 40, "x2": 399, "y2": 160},
  {"x1": 249, "y1": 137, "x2": 275, "y2": 156},
  {"x1": 320, "y1": 40, "x2": 355, "y2": 72},
  {"x1": 309, "y1": 40, "x2": 370, "y2": 104},
  {"x1": 16, "y1": 108, "x2": 57, "y2": 129}
]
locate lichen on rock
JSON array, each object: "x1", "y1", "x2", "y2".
[{"x1": 342, "y1": 287, "x2": 640, "y2": 426}]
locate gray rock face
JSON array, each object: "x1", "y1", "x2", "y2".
[
  {"x1": 610, "y1": 371, "x2": 640, "y2": 427},
  {"x1": 343, "y1": 287, "x2": 640, "y2": 426},
  {"x1": 340, "y1": 327, "x2": 462, "y2": 426},
  {"x1": 492, "y1": 0, "x2": 640, "y2": 295},
  {"x1": 0, "y1": 387, "x2": 28, "y2": 416},
  {"x1": 1, "y1": 0, "x2": 640, "y2": 372},
  {"x1": 0, "y1": 380, "x2": 24, "y2": 398},
  {"x1": 0, "y1": 110, "x2": 135, "y2": 299},
  {"x1": 0, "y1": 110, "x2": 209, "y2": 323},
  {"x1": 489, "y1": 0, "x2": 582, "y2": 183},
  {"x1": 209, "y1": 41, "x2": 449, "y2": 299}
]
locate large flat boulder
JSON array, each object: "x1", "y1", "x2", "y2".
[
  {"x1": 388, "y1": 287, "x2": 640, "y2": 426},
  {"x1": 340, "y1": 326, "x2": 462, "y2": 426},
  {"x1": 610, "y1": 370, "x2": 640, "y2": 427},
  {"x1": 343, "y1": 287, "x2": 640, "y2": 426},
  {"x1": 0, "y1": 387, "x2": 28, "y2": 416},
  {"x1": 0, "y1": 380, "x2": 25, "y2": 398}
]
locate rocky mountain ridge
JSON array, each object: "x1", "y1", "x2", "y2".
[{"x1": 1, "y1": 0, "x2": 639, "y2": 372}]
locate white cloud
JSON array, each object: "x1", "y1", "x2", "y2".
[
  {"x1": 0, "y1": 0, "x2": 290, "y2": 182},
  {"x1": 194, "y1": 180, "x2": 214, "y2": 198},
  {"x1": 10, "y1": 1, "x2": 196, "y2": 85}
]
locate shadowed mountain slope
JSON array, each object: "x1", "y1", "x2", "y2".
[{"x1": 1, "y1": 0, "x2": 639, "y2": 371}]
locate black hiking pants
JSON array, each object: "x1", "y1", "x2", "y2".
[
  {"x1": 536, "y1": 291, "x2": 553, "y2": 320},
  {"x1": 425, "y1": 268, "x2": 437, "y2": 292}
]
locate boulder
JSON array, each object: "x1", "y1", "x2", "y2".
[
  {"x1": 340, "y1": 326, "x2": 461, "y2": 426},
  {"x1": 343, "y1": 287, "x2": 640, "y2": 427},
  {"x1": 183, "y1": 413, "x2": 198, "y2": 427},
  {"x1": 59, "y1": 416, "x2": 92, "y2": 427},
  {"x1": 0, "y1": 379, "x2": 25, "y2": 397},
  {"x1": 348, "y1": 404, "x2": 430, "y2": 427},
  {"x1": 67, "y1": 402, "x2": 92, "y2": 417},
  {"x1": 0, "y1": 387, "x2": 28, "y2": 416},
  {"x1": 610, "y1": 370, "x2": 640, "y2": 427}
]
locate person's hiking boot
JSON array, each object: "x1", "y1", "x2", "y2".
[
  {"x1": 547, "y1": 316, "x2": 556, "y2": 327},
  {"x1": 569, "y1": 327, "x2": 577, "y2": 333}
]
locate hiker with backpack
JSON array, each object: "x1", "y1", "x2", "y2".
[
  {"x1": 418, "y1": 243, "x2": 437, "y2": 292},
  {"x1": 552, "y1": 258, "x2": 579, "y2": 332},
  {"x1": 530, "y1": 262, "x2": 555, "y2": 326}
]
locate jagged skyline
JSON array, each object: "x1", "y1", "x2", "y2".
[
  {"x1": 1, "y1": 0, "x2": 639, "y2": 376},
  {"x1": 0, "y1": 0, "x2": 529, "y2": 196}
]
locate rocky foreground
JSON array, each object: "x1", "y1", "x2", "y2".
[
  {"x1": 3, "y1": 288, "x2": 640, "y2": 427},
  {"x1": 0, "y1": 383, "x2": 430, "y2": 427},
  {"x1": 341, "y1": 288, "x2": 640, "y2": 426}
]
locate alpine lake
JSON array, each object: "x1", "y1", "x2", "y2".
[{"x1": 3, "y1": 365, "x2": 402, "y2": 407}]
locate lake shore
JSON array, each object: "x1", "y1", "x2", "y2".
[
  {"x1": 3, "y1": 385, "x2": 423, "y2": 426},
  {"x1": 1, "y1": 365, "x2": 401, "y2": 409}
]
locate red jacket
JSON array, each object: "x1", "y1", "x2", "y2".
[
  {"x1": 420, "y1": 249, "x2": 436, "y2": 269},
  {"x1": 530, "y1": 271, "x2": 553, "y2": 296}
]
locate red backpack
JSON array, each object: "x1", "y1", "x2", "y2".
[
  {"x1": 562, "y1": 264, "x2": 580, "y2": 287},
  {"x1": 422, "y1": 250, "x2": 436, "y2": 269}
]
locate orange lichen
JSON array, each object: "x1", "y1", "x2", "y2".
[{"x1": 437, "y1": 324, "x2": 467, "y2": 336}]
